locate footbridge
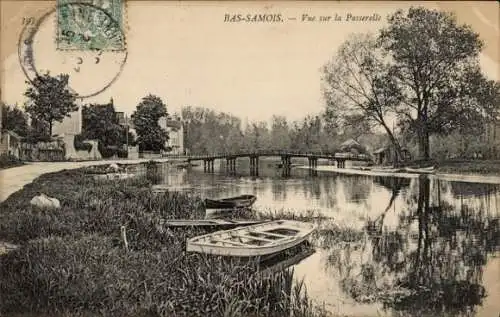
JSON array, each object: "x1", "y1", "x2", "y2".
[{"x1": 186, "y1": 150, "x2": 372, "y2": 174}]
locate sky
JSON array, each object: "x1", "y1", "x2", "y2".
[{"x1": 1, "y1": 1, "x2": 499, "y2": 123}]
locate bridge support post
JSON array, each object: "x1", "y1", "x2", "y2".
[
  {"x1": 210, "y1": 159, "x2": 215, "y2": 172},
  {"x1": 226, "y1": 157, "x2": 236, "y2": 174},
  {"x1": 308, "y1": 157, "x2": 318, "y2": 169},
  {"x1": 249, "y1": 156, "x2": 259, "y2": 176},
  {"x1": 203, "y1": 160, "x2": 207, "y2": 172},
  {"x1": 337, "y1": 160, "x2": 345, "y2": 168},
  {"x1": 280, "y1": 155, "x2": 291, "y2": 177},
  {"x1": 281, "y1": 155, "x2": 291, "y2": 168}
]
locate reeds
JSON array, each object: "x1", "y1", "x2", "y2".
[{"x1": 0, "y1": 168, "x2": 329, "y2": 317}]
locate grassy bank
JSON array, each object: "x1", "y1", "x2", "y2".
[
  {"x1": 0, "y1": 153, "x2": 24, "y2": 170},
  {"x1": 436, "y1": 159, "x2": 500, "y2": 175},
  {"x1": 0, "y1": 167, "x2": 330, "y2": 317}
]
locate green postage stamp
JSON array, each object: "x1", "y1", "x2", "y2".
[{"x1": 56, "y1": 0, "x2": 125, "y2": 51}]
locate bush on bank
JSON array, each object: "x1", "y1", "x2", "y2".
[
  {"x1": 0, "y1": 153, "x2": 24, "y2": 170},
  {"x1": 0, "y1": 168, "x2": 329, "y2": 317}
]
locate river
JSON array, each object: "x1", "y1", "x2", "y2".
[{"x1": 148, "y1": 158, "x2": 499, "y2": 317}]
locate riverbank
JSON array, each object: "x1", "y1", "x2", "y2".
[
  {"x1": 0, "y1": 167, "x2": 329, "y2": 317},
  {"x1": 436, "y1": 159, "x2": 500, "y2": 175},
  {"x1": 297, "y1": 163, "x2": 500, "y2": 185}
]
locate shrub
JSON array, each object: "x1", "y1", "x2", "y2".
[
  {"x1": 0, "y1": 153, "x2": 24, "y2": 169},
  {"x1": 73, "y1": 134, "x2": 93, "y2": 152}
]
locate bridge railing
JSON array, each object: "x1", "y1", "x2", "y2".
[{"x1": 187, "y1": 150, "x2": 372, "y2": 161}]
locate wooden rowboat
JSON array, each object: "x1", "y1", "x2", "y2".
[
  {"x1": 163, "y1": 219, "x2": 266, "y2": 230},
  {"x1": 204, "y1": 194, "x2": 257, "y2": 209},
  {"x1": 404, "y1": 166, "x2": 436, "y2": 174},
  {"x1": 186, "y1": 220, "x2": 317, "y2": 257},
  {"x1": 371, "y1": 167, "x2": 403, "y2": 173}
]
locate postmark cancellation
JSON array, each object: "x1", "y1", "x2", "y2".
[{"x1": 56, "y1": 0, "x2": 125, "y2": 51}]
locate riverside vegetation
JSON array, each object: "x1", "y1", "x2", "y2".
[{"x1": 0, "y1": 167, "x2": 331, "y2": 317}]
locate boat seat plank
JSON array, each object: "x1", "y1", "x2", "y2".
[
  {"x1": 252, "y1": 230, "x2": 291, "y2": 239},
  {"x1": 209, "y1": 239, "x2": 248, "y2": 246},
  {"x1": 232, "y1": 233, "x2": 275, "y2": 243}
]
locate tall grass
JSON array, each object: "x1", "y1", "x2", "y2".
[{"x1": 0, "y1": 167, "x2": 329, "y2": 317}]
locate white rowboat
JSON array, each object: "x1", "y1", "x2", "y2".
[
  {"x1": 186, "y1": 220, "x2": 317, "y2": 257},
  {"x1": 371, "y1": 167, "x2": 403, "y2": 173},
  {"x1": 404, "y1": 166, "x2": 436, "y2": 174}
]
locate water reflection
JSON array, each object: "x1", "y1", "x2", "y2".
[
  {"x1": 147, "y1": 162, "x2": 500, "y2": 316},
  {"x1": 321, "y1": 176, "x2": 499, "y2": 317}
]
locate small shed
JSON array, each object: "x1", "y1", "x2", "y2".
[
  {"x1": 373, "y1": 144, "x2": 411, "y2": 165},
  {"x1": 0, "y1": 130, "x2": 22, "y2": 158}
]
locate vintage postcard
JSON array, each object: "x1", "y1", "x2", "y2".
[{"x1": 0, "y1": 1, "x2": 499, "y2": 317}]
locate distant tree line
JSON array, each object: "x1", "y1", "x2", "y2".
[{"x1": 180, "y1": 106, "x2": 385, "y2": 155}]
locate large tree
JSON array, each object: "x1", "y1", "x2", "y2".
[
  {"x1": 322, "y1": 33, "x2": 404, "y2": 160},
  {"x1": 323, "y1": 7, "x2": 500, "y2": 161},
  {"x1": 379, "y1": 7, "x2": 499, "y2": 159},
  {"x1": 131, "y1": 94, "x2": 169, "y2": 152},
  {"x1": 24, "y1": 73, "x2": 78, "y2": 137}
]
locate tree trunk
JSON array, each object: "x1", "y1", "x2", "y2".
[
  {"x1": 417, "y1": 106, "x2": 431, "y2": 160},
  {"x1": 416, "y1": 124, "x2": 431, "y2": 160},
  {"x1": 49, "y1": 121, "x2": 52, "y2": 137},
  {"x1": 417, "y1": 128, "x2": 426, "y2": 160},
  {"x1": 382, "y1": 124, "x2": 403, "y2": 163},
  {"x1": 424, "y1": 130, "x2": 430, "y2": 159}
]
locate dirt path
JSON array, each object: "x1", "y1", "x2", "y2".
[{"x1": 0, "y1": 159, "x2": 167, "y2": 203}]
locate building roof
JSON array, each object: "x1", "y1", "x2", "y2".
[
  {"x1": 340, "y1": 138, "x2": 360, "y2": 148},
  {"x1": 3, "y1": 130, "x2": 22, "y2": 140},
  {"x1": 339, "y1": 138, "x2": 367, "y2": 153}
]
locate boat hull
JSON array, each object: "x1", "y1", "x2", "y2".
[
  {"x1": 404, "y1": 166, "x2": 436, "y2": 174},
  {"x1": 205, "y1": 195, "x2": 257, "y2": 209},
  {"x1": 371, "y1": 168, "x2": 403, "y2": 173},
  {"x1": 186, "y1": 220, "x2": 316, "y2": 257},
  {"x1": 163, "y1": 219, "x2": 265, "y2": 230}
]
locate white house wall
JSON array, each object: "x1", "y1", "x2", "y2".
[{"x1": 52, "y1": 105, "x2": 83, "y2": 136}]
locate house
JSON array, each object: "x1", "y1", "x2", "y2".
[
  {"x1": 158, "y1": 115, "x2": 184, "y2": 155},
  {"x1": 51, "y1": 103, "x2": 84, "y2": 160},
  {"x1": 373, "y1": 144, "x2": 411, "y2": 165},
  {"x1": 339, "y1": 138, "x2": 368, "y2": 155},
  {"x1": 0, "y1": 130, "x2": 23, "y2": 158},
  {"x1": 115, "y1": 111, "x2": 127, "y2": 126}
]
